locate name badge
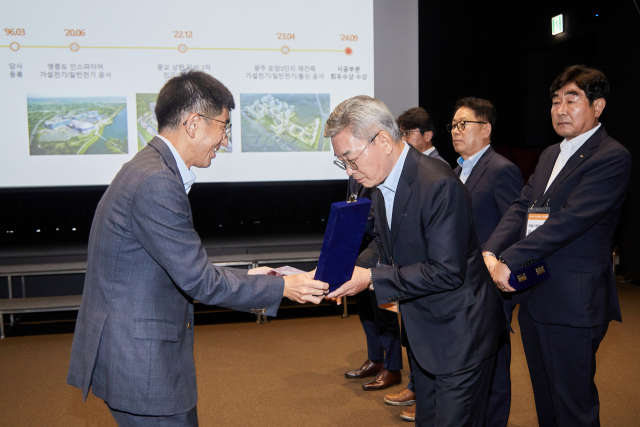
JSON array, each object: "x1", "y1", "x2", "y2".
[{"x1": 526, "y1": 207, "x2": 550, "y2": 236}]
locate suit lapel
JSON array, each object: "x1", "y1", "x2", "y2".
[
  {"x1": 389, "y1": 147, "x2": 419, "y2": 253},
  {"x1": 529, "y1": 144, "x2": 560, "y2": 206},
  {"x1": 464, "y1": 146, "x2": 494, "y2": 193},
  {"x1": 373, "y1": 187, "x2": 392, "y2": 263},
  {"x1": 538, "y1": 126, "x2": 606, "y2": 206}
]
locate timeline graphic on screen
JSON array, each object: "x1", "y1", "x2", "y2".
[{"x1": 0, "y1": 0, "x2": 374, "y2": 187}]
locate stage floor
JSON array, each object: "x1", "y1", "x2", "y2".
[{"x1": 2, "y1": 282, "x2": 640, "y2": 426}]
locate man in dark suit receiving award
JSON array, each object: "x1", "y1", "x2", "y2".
[
  {"x1": 383, "y1": 108, "x2": 452, "y2": 422},
  {"x1": 450, "y1": 97, "x2": 523, "y2": 427},
  {"x1": 344, "y1": 177, "x2": 404, "y2": 391},
  {"x1": 325, "y1": 95, "x2": 505, "y2": 426},
  {"x1": 483, "y1": 65, "x2": 631, "y2": 427},
  {"x1": 67, "y1": 71, "x2": 328, "y2": 426}
]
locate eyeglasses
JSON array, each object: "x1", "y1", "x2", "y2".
[
  {"x1": 333, "y1": 132, "x2": 380, "y2": 171},
  {"x1": 446, "y1": 121, "x2": 487, "y2": 133},
  {"x1": 197, "y1": 114, "x2": 232, "y2": 139},
  {"x1": 401, "y1": 130, "x2": 421, "y2": 139}
]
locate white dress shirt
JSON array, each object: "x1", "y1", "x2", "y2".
[
  {"x1": 544, "y1": 123, "x2": 601, "y2": 193},
  {"x1": 423, "y1": 146, "x2": 436, "y2": 156},
  {"x1": 378, "y1": 142, "x2": 410, "y2": 229},
  {"x1": 158, "y1": 135, "x2": 197, "y2": 194},
  {"x1": 456, "y1": 144, "x2": 491, "y2": 184}
]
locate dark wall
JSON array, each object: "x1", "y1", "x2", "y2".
[
  {"x1": 2, "y1": 1, "x2": 639, "y2": 282},
  {"x1": 419, "y1": 0, "x2": 640, "y2": 279},
  {"x1": 0, "y1": 181, "x2": 346, "y2": 260}
]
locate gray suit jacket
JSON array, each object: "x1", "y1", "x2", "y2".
[
  {"x1": 67, "y1": 138, "x2": 285, "y2": 416},
  {"x1": 426, "y1": 147, "x2": 448, "y2": 165}
]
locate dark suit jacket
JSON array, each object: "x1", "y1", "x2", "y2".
[
  {"x1": 358, "y1": 146, "x2": 504, "y2": 375},
  {"x1": 426, "y1": 147, "x2": 448, "y2": 165},
  {"x1": 347, "y1": 176, "x2": 374, "y2": 252},
  {"x1": 454, "y1": 146, "x2": 523, "y2": 245},
  {"x1": 484, "y1": 126, "x2": 631, "y2": 328},
  {"x1": 67, "y1": 138, "x2": 285, "y2": 416}
]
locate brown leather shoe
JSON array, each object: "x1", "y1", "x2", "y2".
[
  {"x1": 345, "y1": 359, "x2": 383, "y2": 378},
  {"x1": 362, "y1": 369, "x2": 402, "y2": 390},
  {"x1": 400, "y1": 404, "x2": 416, "y2": 422},
  {"x1": 384, "y1": 388, "x2": 416, "y2": 406}
]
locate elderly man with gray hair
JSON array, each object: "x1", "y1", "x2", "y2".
[{"x1": 325, "y1": 95, "x2": 506, "y2": 426}]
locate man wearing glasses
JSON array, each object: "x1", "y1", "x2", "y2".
[
  {"x1": 67, "y1": 71, "x2": 328, "y2": 426},
  {"x1": 383, "y1": 107, "x2": 450, "y2": 422},
  {"x1": 398, "y1": 107, "x2": 448, "y2": 164},
  {"x1": 449, "y1": 97, "x2": 523, "y2": 427},
  {"x1": 326, "y1": 95, "x2": 505, "y2": 426},
  {"x1": 343, "y1": 173, "x2": 404, "y2": 392}
]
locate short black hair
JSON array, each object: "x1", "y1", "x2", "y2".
[
  {"x1": 155, "y1": 70, "x2": 235, "y2": 132},
  {"x1": 550, "y1": 65, "x2": 609, "y2": 105},
  {"x1": 397, "y1": 107, "x2": 436, "y2": 137},
  {"x1": 454, "y1": 97, "x2": 496, "y2": 138}
]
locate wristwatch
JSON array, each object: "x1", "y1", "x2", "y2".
[
  {"x1": 483, "y1": 252, "x2": 506, "y2": 264},
  {"x1": 368, "y1": 268, "x2": 374, "y2": 291}
]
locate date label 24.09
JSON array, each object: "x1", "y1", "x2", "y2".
[{"x1": 340, "y1": 34, "x2": 358, "y2": 41}]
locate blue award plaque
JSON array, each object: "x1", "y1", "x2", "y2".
[
  {"x1": 508, "y1": 261, "x2": 551, "y2": 291},
  {"x1": 314, "y1": 197, "x2": 372, "y2": 292}
]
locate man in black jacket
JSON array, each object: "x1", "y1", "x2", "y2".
[
  {"x1": 343, "y1": 177, "x2": 403, "y2": 391},
  {"x1": 398, "y1": 107, "x2": 448, "y2": 164},
  {"x1": 484, "y1": 65, "x2": 631, "y2": 427},
  {"x1": 451, "y1": 97, "x2": 524, "y2": 427},
  {"x1": 326, "y1": 95, "x2": 505, "y2": 426}
]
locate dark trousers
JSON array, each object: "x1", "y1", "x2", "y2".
[
  {"x1": 485, "y1": 330, "x2": 511, "y2": 427},
  {"x1": 355, "y1": 288, "x2": 402, "y2": 370},
  {"x1": 108, "y1": 404, "x2": 198, "y2": 427},
  {"x1": 410, "y1": 348, "x2": 495, "y2": 427},
  {"x1": 486, "y1": 290, "x2": 526, "y2": 427},
  {"x1": 407, "y1": 347, "x2": 415, "y2": 392},
  {"x1": 518, "y1": 298, "x2": 609, "y2": 427}
]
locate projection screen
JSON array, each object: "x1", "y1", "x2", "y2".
[{"x1": 1, "y1": 0, "x2": 418, "y2": 188}]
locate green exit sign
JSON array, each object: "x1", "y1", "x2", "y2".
[{"x1": 552, "y1": 14, "x2": 564, "y2": 35}]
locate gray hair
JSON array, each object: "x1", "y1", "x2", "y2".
[{"x1": 324, "y1": 95, "x2": 401, "y2": 142}]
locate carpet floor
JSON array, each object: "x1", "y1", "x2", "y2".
[{"x1": 1, "y1": 282, "x2": 640, "y2": 426}]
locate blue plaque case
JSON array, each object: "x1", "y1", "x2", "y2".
[
  {"x1": 314, "y1": 198, "x2": 372, "y2": 292},
  {"x1": 508, "y1": 261, "x2": 551, "y2": 291}
]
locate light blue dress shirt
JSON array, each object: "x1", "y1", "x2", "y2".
[
  {"x1": 158, "y1": 135, "x2": 196, "y2": 194},
  {"x1": 456, "y1": 144, "x2": 491, "y2": 184},
  {"x1": 378, "y1": 142, "x2": 410, "y2": 229}
]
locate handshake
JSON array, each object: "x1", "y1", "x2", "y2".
[
  {"x1": 248, "y1": 265, "x2": 373, "y2": 306},
  {"x1": 247, "y1": 266, "x2": 329, "y2": 305}
]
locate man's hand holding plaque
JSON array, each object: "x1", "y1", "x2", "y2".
[
  {"x1": 248, "y1": 266, "x2": 328, "y2": 304},
  {"x1": 483, "y1": 255, "x2": 516, "y2": 292},
  {"x1": 325, "y1": 266, "x2": 371, "y2": 304},
  {"x1": 283, "y1": 271, "x2": 329, "y2": 304}
]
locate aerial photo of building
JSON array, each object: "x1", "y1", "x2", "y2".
[
  {"x1": 241, "y1": 93, "x2": 330, "y2": 152},
  {"x1": 27, "y1": 96, "x2": 128, "y2": 155}
]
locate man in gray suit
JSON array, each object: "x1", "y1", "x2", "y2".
[
  {"x1": 397, "y1": 107, "x2": 448, "y2": 164},
  {"x1": 67, "y1": 71, "x2": 328, "y2": 426}
]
